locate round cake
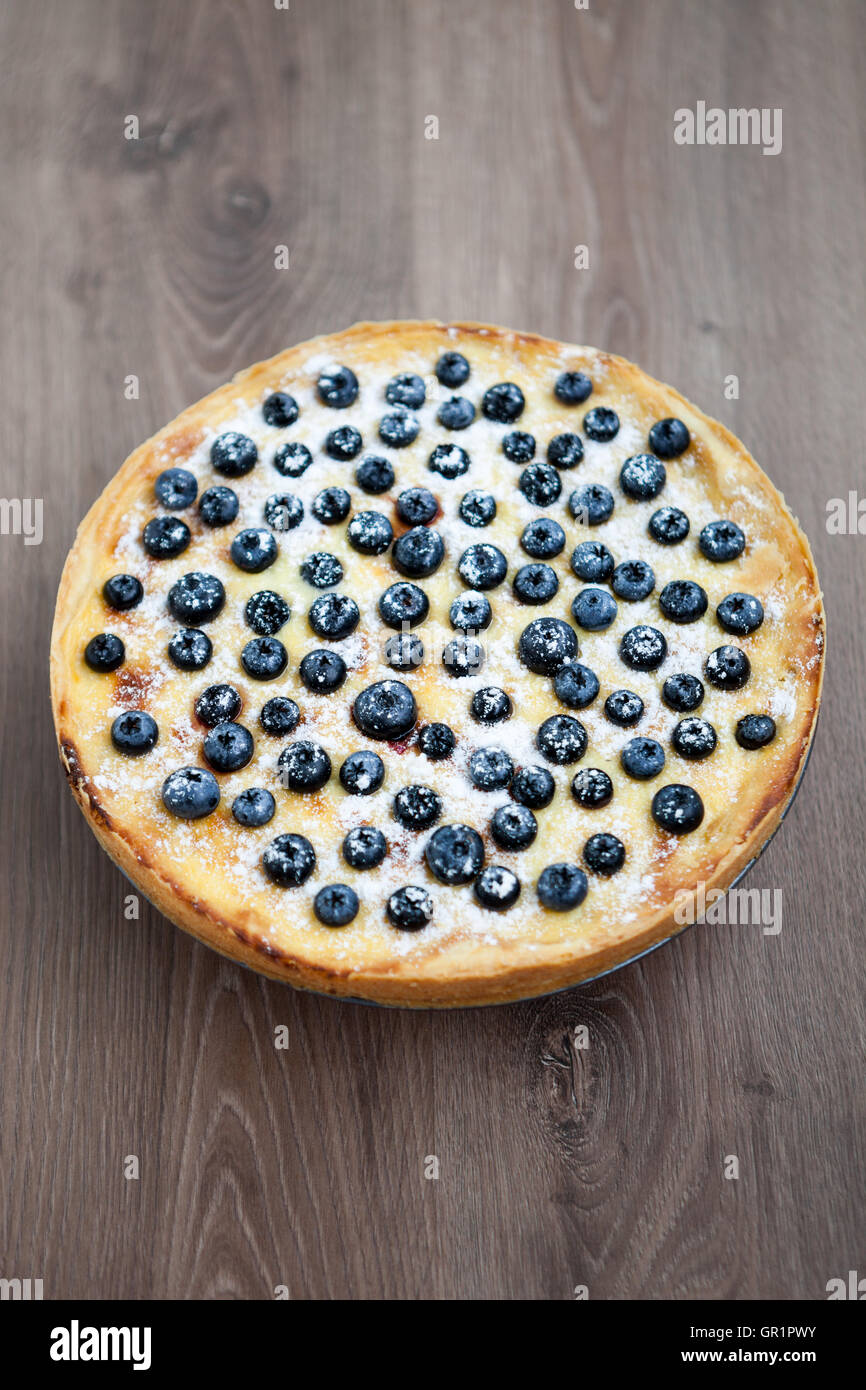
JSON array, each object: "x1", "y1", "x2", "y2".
[{"x1": 50, "y1": 320, "x2": 824, "y2": 1006}]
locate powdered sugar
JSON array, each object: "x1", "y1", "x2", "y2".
[{"x1": 71, "y1": 332, "x2": 818, "y2": 973}]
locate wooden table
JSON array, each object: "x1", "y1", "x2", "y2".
[{"x1": 2, "y1": 0, "x2": 863, "y2": 1300}]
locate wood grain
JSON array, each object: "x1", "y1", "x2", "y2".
[{"x1": 1, "y1": 0, "x2": 863, "y2": 1300}]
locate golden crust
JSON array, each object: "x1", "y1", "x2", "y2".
[{"x1": 50, "y1": 320, "x2": 825, "y2": 1006}]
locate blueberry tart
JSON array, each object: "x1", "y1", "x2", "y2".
[{"x1": 51, "y1": 321, "x2": 824, "y2": 1006}]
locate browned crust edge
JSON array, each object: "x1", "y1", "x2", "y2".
[{"x1": 50, "y1": 319, "x2": 825, "y2": 1007}]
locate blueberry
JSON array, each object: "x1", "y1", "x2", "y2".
[
  {"x1": 717, "y1": 592, "x2": 764, "y2": 635},
  {"x1": 277, "y1": 741, "x2": 332, "y2": 793},
  {"x1": 312, "y1": 486, "x2": 352, "y2": 524},
  {"x1": 198, "y1": 485, "x2": 239, "y2": 526},
  {"x1": 503, "y1": 431, "x2": 536, "y2": 463},
  {"x1": 314, "y1": 884, "x2": 359, "y2": 927},
  {"x1": 393, "y1": 526, "x2": 445, "y2": 577},
  {"x1": 573, "y1": 829, "x2": 624, "y2": 892},
  {"x1": 425, "y1": 824, "x2": 485, "y2": 885},
  {"x1": 521, "y1": 517, "x2": 565, "y2": 558},
  {"x1": 84, "y1": 633, "x2": 124, "y2": 672},
  {"x1": 231, "y1": 528, "x2": 278, "y2": 573},
  {"x1": 582, "y1": 407, "x2": 619, "y2": 441},
  {"x1": 393, "y1": 784, "x2": 442, "y2": 830},
  {"x1": 301, "y1": 551, "x2": 343, "y2": 588},
  {"x1": 299, "y1": 649, "x2": 347, "y2": 693},
  {"x1": 435, "y1": 352, "x2": 470, "y2": 388},
  {"x1": 612, "y1": 559, "x2": 655, "y2": 601},
  {"x1": 317, "y1": 365, "x2": 359, "y2": 409},
  {"x1": 241, "y1": 636, "x2": 288, "y2": 680},
  {"x1": 459, "y1": 490, "x2": 496, "y2": 527},
  {"x1": 103, "y1": 574, "x2": 143, "y2": 611},
  {"x1": 571, "y1": 587, "x2": 617, "y2": 631},
  {"x1": 536, "y1": 714, "x2": 587, "y2": 765},
  {"x1": 325, "y1": 425, "x2": 363, "y2": 460},
  {"x1": 384, "y1": 632, "x2": 424, "y2": 670},
  {"x1": 491, "y1": 803, "x2": 538, "y2": 851},
  {"x1": 583, "y1": 833, "x2": 625, "y2": 876},
  {"x1": 513, "y1": 562, "x2": 559, "y2": 605},
  {"x1": 537, "y1": 863, "x2": 588, "y2": 910},
  {"x1": 343, "y1": 826, "x2": 387, "y2": 870},
  {"x1": 553, "y1": 661, "x2": 599, "y2": 709},
  {"x1": 672, "y1": 717, "x2": 717, "y2": 760},
  {"x1": 353, "y1": 680, "x2": 417, "y2": 740},
  {"x1": 705, "y1": 645, "x2": 751, "y2": 690},
  {"x1": 309, "y1": 593, "x2": 360, "y2": 640},
  {"x1": 518, "y1": 616, "x2": 578, "y2": 674},
  {"x1": 262, "y1": 391, "x2": 299, "y2": 428},
  {"x1": 356, "y1": 455, "x2": 395, "y2": 494},
  {"x1": 168, "y1": 571, "x2": 226, "y2": 624},
  {"x1": 347, "y1": 510, "x2": 393, "y2": 555},
  {"x1": 442, "y1": 635, "x2": 484, "y2": 677},
  {"x1": 547, "y1": 433, "x2": 584, "y2": 469},
  {"x1": 699, "y1": 519, "x2": 745, "y2": 562},
  {"x1": 418, "y1": 723, "x2": 455, "y2": 761},
  {"x1": 259, "y1": 696, "x2": 300, "y2": 736},
  {"x1": 662, "y1": 673, "x2": 705, "y2": 712},
  {"x1": 469, "y1": 746, "x2": 514, "y2": 791},
  {"x1": 620, "y1": 453, "x2": 666, "y2": 500},
  {"x1": 263, "y1": 833, "x2": 317, "y2": 885},
  {"x1": 659, "y1": 579, "x2": 708, "y2": 624},
  {"x1": 111, "y1": 710, "x2": 158, "y2": 755},
  {"x1": 379, "y1": 581, "x2": 429, "y2": 628},
  {"x1": 458, "y1": 543, "x2": 507, "y2": 590},
  {"x1": 621, "y1": 737, "x2": 665, "y2": 780},
  {"x1": 386, "y1": 373, "x2": 426, "y2": 409},
  {"x1": 195, "y1": 684, "x2": 242, "y2": 727},
  {"x1": 155, "y1": 467, "x2": 197, "y2": 510},
  {"x1": 511, "y1": 765, "x2": 555, "y2": 809},
  {"x1": 649, "y1": 506, "x2": 690, "y2": 545},
  {"x1": 482, "y1": 382, "x2": 525, "y2": 423},
  {"x1": 143, "y1": 516, "x2": 190, "y2": 559},
  {"x1": 474, "y1": 865, "x2": 521, "y2": 911},
  {"x1": 245, "y1": 589, "x2": 291, "y2": 636},
  {"x1": 274, "y1": 441, "x2": 314, "y2": 478},
  {"x1": 470, "y1": 686, "x2": 512, "y2": 724},
  {"x1": 264, "y1": 492, "x2": 304, "y2": 531},
  {"x1": 604, "y1": 689, "x2": 644, "y2": 726},
  {"x1": 428, "y1": 443, "x2": 470, "y2": 479},
  {"x1": 619, "y1": 624, "x2": 668, "y2": 671},
  {"x1": 519, "y1": 463, "x2": 562, "y2": 507},
  {"x1": 651, "y1": 783, "x2": 704, "y2": 834},
  {"x1": 211, "y1": 431, "x2": 257, "y2": 477},
  {"x1": 649, "y1": 417, "x2": 690, "y2": 459},
  {"x1": 167, "y1": 629, "x2": 212, "y2": 671},
  {"x1": 203, "y1": 721, "x2": 254, "y2": 773},
  {"x1": 569, "y1": 483, "x2": 614, "y2": 526},
  {"x1": 571, "y1": 767, "x2": 613, "y2": 808},
  {"x1": 397, "y1": 486, "x2": 438, "y2": 525},
  {"x1": 162, "y1": 767, "x2": 220, "y2": 819},
  {"x1": 449, "y1": 591, "x2": 492, "y2": 631},
  {"x1": 437, "y1": 396, "x2": 475, "y2": 430},
  {"x1": 736, "y1": 714, "x2": 777, "y2": 749},
  {"x1": 554, "y1": 371, "x2": 593, "y2": 405},
  {"x1": 379, "y1": 408, "x2": 419, "y2": 448},
  {"x1": 571, "y1": 540, "x2": 614, "y2": 582},
  {"x1": 387, "y1": 885, "x2": 434, "y2": 931},
  {"x1": 340, "y1": 750, "x2": 385, "y2": 795}
]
